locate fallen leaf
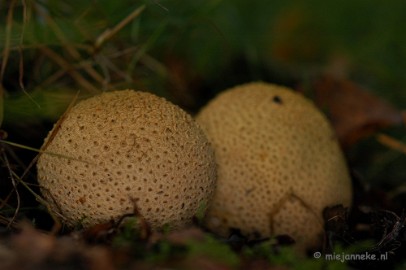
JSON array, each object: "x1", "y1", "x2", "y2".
[{"x1": 309, "y1": 75, "x2": 404, "y2": 147}]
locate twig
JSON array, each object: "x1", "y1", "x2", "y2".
[
  {"x1": 0, "y1": 215, "x2": 18, "y2": 229},
  {"x1": 15, "y1": 90, "x2": 81, "y2": 189},
  {"x1": 0, "y1": 139, "x2": 89, "y2": 162},
  {"x1": 128, "y1": 20, "x2": 168, "y2": 75},
  {"x1": 10, "y1": 170, "x2": 62, "y2": 234},
  {"x1": 39, "y1": 69, "x2": 66, "y2": 88},
  {"x1": 94, "y1": 5, "x2": 146, "y2": 51},
  {"x1": 2, "y1": 150, "x2": 21, "y2": 228},
  {"x1": 0, "y1": 92, "x2": 81, "y2": 233},
  {"x1": 376, "y1": 133, "x2": 406, "y2": 155},
  {"x1": 39, "y1": 90, "x2": 79, "y2": 151},
  {"x1": 38, "y1": 6, "x2": 106, "y2": 86},
  {"x1": 40, "y1": 46, "x2": 99, "y2": 93},
  {"x1": 140, "y1": 54, "x2": 167, "y2": 78},
  {"x1": 2, "y1": 92, "x2": 81, "y2": 234},
  {"x1": 0, "y1": 91, "x2": 92, "y2": 165}
]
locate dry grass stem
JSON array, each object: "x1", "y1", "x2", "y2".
[
  {"x1": 376, "y1": 133, "x2": 406, "y2": 155},
  {"x1": 10, "y1": 170, "x2": 62, "y2": 234},
  {"x1": 37, "y1": 6, "x2": 106, "y2": 86},
  {"x1": 39, "y1": 69, "x2": 67, "y2": 89},
  {"x1": 95, "y1": 54, "x2": 132, "y2": 84},
  {"x1": 1, "y1": 151, "x2": 21, "y2": 228},
  {"x1": 140, "y1": 54, "x2": 168, "y2": 78},
  {"x1": 0, "y1": 0, "x2": 17, "y2": 83},
  {"x1": 94, "y1": 5, "x2": 146, "y2": 51},
  {"x1": 40, "y1": 46, "x2": 99, "y2": 93},
  {"x1": 0, "y1": 0, "x2": 18, "y2": 127}
]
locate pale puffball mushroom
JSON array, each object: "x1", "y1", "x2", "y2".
[
  {"x1": 37, "y1": 90, "x2": 216, "y2": 229},
  {"x1": 196, "y1": 82, "x2": 352, "y2": 250}
]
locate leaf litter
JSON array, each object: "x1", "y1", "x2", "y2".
[{"x1": 307, "y1": 75, "x2": 405, "y2": 148}]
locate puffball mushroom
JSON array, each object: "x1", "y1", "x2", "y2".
[
  {"x1": 196, "y1": 82, "x2": 352, "y2": 250},
  {"x1": 37, "y1": 90, "x2": 216, "y2": 230}
]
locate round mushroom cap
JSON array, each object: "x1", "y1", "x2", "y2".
[
  {"x1": 196, "y1": 82, "x2": 352, "y2": 249},
  {"x1": 37, "y1": 90, "x2": 216, "y2": 229}
]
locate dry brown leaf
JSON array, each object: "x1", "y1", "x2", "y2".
[{"x1": 310, "y1": 75, "x2": 404, "y2": 147}]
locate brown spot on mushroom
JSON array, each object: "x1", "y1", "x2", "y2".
[
  {"x1": 272, "y1": 95, "x2": 283, "y2": 104},
  {"x1": 78, "y1": 196, "x2": 86, "y2": 204}
]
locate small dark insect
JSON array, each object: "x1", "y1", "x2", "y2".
[{"x1": 272, "y1": 95, "x2": 283, "y2": 104}]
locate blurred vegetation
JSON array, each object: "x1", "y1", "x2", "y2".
[
  {"x1": 1, "y1": 0, "x2": 406, "y2": 269},
  {"x1": 1, "y1": 0, "x2": 406, "y2": 112}
]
